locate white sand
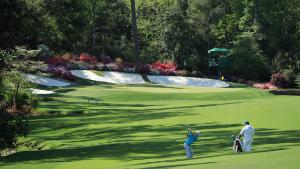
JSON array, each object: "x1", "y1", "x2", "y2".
[
  {"x1": 71, "y1": 70, "x2": 227, "y2": 87},
  {"x1": 104, "y1": 71, "x2": 145, "y2": 84},
  {"x1": 71, "y1": 70, "x2": 116, "y2": 83},
  {"x1": 25, "y1": 74, "x2": 71, "y2": 87},
  {"x1": 71, "y1": 70, "x2": 145, "y2": 84},
  {"x1": 147, "y1": 75, "x2": 229, "y2": 88},
  {"x1": 31, "y1": 89, "x2": 55, "y2": 94}
]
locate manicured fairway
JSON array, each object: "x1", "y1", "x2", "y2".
[{"x1": 1, "y1": 83, "x2": 300, "y2": 169}]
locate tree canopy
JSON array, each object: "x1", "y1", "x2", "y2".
[{"x1": 0, "y1": 0, "x2": 299, "y2": 80}]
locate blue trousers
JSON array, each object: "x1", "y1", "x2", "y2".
[{"x1": 184, "y1": 143, "x2": 193, "y2": 159}]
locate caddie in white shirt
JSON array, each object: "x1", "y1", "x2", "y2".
[{"x1": 239, "y1": 121, "x2": 255, "y2": 152}]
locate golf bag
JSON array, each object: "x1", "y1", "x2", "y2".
[{"x1": 231, "y1": 135, "x2": 243, "y2": 153}]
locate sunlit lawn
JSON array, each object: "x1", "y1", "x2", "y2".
[{"x1": 1, "y1": 82, "x2": 300, "y2": 169}]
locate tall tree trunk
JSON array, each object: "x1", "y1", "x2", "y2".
[
  {"x1": 92, "y1": 26, "x2": 96, "y2": 53},
  {"x1": 102, "y1": 34, "x2": 105, "y2": 61},
  {"x1": 206, "y1": 0, "x2": 211, "y2": 75},
  {"x1": 130, "y1": 0, "x2": 140, "y2": 65},
  {"x1": 207, "y1": 0, "x2": 211, "y2": 52},
  {"x1": 254, "y1": 0, "x2": 258, "y2": 24},
  {"x1": 90, "y1": 0, "x2": 97, "y2": 54},
  {"x1": 13, "y1": 82, "x2": 20, "y2": 108},
  {"x1": 0, "y1": 74, "x2": 4, "y2": 109},
  {"x1": 73, "y1": 43, "x2": 76, "y2": 54}
]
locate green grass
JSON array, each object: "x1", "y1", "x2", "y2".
[
  {"x1": 1, "y1": 82, "x2": 300, "y2": 169},
  {"x1": 90, "y1": 70, "x2": 104, "y2": 77}
]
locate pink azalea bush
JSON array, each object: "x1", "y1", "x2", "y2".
[
  {"x1": 253, "y1": 83, "x2": 278, "y2": 90},
  {"x1": 254, "y1": 71, "x2": 295, "y2": 89},
  {"x1": 270, "y1": 72, "x2": 289, "y2": 88}
]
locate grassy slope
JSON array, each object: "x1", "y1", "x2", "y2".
[{"x1": 1, "y1": 83, "x2": 300, "y2": 169}]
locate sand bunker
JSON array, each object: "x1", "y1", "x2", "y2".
[
  {"x1": 31, "y1": 89, "x2": 55, "y2": 94},
  {"x1": 147, "y1": 75, "x2": 229, "y2": 88},
  {"x1": 25, "y1": 74, "x2": 71, "y2": 87},
  {"x1": 71, "y1": 70, "x2": 116, "y2": 83},
  {"x1": 104, "y1": 71, "x2": 145, "y2": 84},
  {"x1": 71, "y1": 70, "x2": 145, "y2": 84}
]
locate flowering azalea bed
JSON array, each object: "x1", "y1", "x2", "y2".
[
  {"x1": 253, "y1": 83, "x2": 278, "y2": 90},
  {"x1": 44, "y1": 52, "x2": 183, "y2": 81},
  {"x1": 43, "y1": 52, "x2": 290, "y2": 90},
  {"x1": 150, "y1": 61, "x2": 176, "y2": 75}
]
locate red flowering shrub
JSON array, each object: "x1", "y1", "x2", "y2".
[
  {"x1": 79, "y1": 53, "x2": 97, "y2": 64},
  {"x1": 150, "y1": 61, "x2": 177, "y2": 71},
  {"x1": 47, "y1": 53, "x2": 76, "y2": 66},
  {"x1": 150, "y1": 61, "x2": 177, "y2": 75}
]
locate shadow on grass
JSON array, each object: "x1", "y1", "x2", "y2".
[
  {"x1": 1, "y1": 98, "x2": 298, "y2": 168},
  {"x1": 0, "y1": 123, "x2": 237, "y2": 164},
  {"x1": 53, "y1": 88, "x2": 76, "y2": 93},
  {"x1": 269, "y1": 89, "x2": 300, "y2": 96},
  {"x1": 39, "y1": 94, "x2": 243, "y2": 114},
  {"x1": 227, "y1": 82, "x2": 250, "y2": 88},
  {"x1": 1, "y1": 119, "x2": 299, "y2": 167},
  {"x1": 126, "y1": 83, "x2": 183, "y2": 89},
  {"x1": 138, "y1": 161, "x2": 217, "y2": 169}
]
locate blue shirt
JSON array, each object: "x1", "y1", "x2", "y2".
[{"x1": 185, "y1": 132, "x2": 198, "y2": 145}]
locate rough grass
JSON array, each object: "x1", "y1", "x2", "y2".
[{"x1": 1, "y1": 82, "x2": 300, "y2": 169}]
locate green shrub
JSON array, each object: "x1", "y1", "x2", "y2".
[
  {"x1": 226, "y1": 32, "x2": 270, "y2": 81},
  {"x1": 272, "y1": 52, "x2": 300, "y2": 73},
  {"x1": 37, "y1": 44, "x2": 54, "y2": 60},
  {"x1": 191, "y1": 71, "x2": 204, "y2": 77},
  {"x1": 296, "y1": 74, "x2": 300, "y2": 89},
  {"x1": 0, "y1": 108, "x2": 29, "y2": 149},
  {"x1": 282, "y1": 69, "x2": 296, "y2": 88},
  {"x1": 14, "y1": 46, "x2": 40, "y2": 59}
]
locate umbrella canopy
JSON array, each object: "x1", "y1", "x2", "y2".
[{"x1": 208, "y1": 48, "x2": 230, "y2": 54}]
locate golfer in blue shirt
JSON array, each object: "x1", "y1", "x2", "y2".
[{"x1": 184, "y1": 128, "x2": 200, "y2": 159}]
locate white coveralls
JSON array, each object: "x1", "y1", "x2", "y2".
[{"x1": 239, "y1": 125, "x2": 255, "y2": 152}]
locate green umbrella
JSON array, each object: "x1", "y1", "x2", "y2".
[{"x1": 208, "y1": 48, "x2": 230, "y2": 54}]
